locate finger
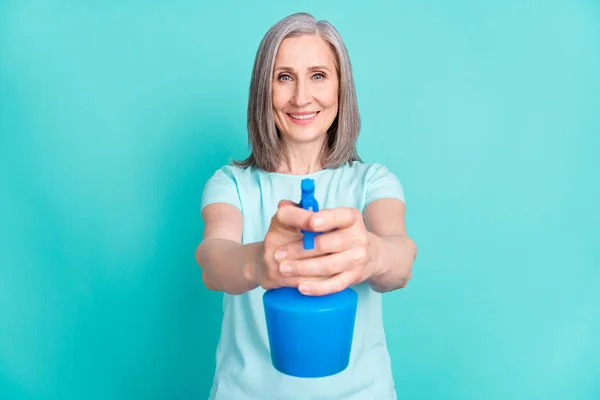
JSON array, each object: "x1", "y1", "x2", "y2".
[
  {"x1": 261, "y1": 274, "x2": 329, "y2": 291},
  {"x1": 279, "y1": 247, "x2": 365, "y2": 277},
  {"x1": 298, "y1": 270, "x2": 357, "y2": 296},
  {"x1": 276, "y1": 228, "x2": 366, "y2": 261},
  {"x1": 277, "y1": 199, "x2": 297, "y2": 209},
  {"x1": 273, "y1": 203, "x2": 316, "y2": 232},
  {"x1": 278, "y1": 275, "x2": 330, "y2": 289},
  {"x1": 310, "y1": 207, "x2": 360, "y2": 232}
]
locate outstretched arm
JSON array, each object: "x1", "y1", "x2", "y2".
[{"x1": 363, "y1": 198, "x2": 417, "y2": 293}]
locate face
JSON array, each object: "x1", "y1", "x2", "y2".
[{"x1": 272, "y1": 35, "x2": 339, "y2": 145}]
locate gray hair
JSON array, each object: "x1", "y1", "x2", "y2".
[{"x1": 233, "y1": 12, "x2": 361, "y2": 172}]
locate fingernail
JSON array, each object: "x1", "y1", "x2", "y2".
[
  {"x1": 313, "y1": 217, "x2": 323, "y2": 227},
  {"x1": 280, "y1": 263, "x2": 292, "y2": 275},
  {"x1": 299, "y1": 282, "x2": 311, "y2": 294},
  {"x1": 274, "y1": 250, "x2": 287, "y2": 261}
]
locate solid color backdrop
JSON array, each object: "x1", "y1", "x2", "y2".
[{"x1": 1, "y1": 1, "x2": 599, "y2": 399}]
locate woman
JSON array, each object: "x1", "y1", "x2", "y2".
[{"x1": 196, "y1": 12, "x2": 417, "y2": 400}]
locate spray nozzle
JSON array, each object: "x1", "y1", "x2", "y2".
[{"x1": 300, "y1": 179, "x2": 320, "y2": 250}]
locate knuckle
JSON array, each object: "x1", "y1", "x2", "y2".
[
  {"x1": 272, "y1": 213, "x2": 281, "y2": 227},
  {"x1": 262, "y1": 251, "x2": 270, "y2": 266},
  {"x1": 266, "y1": 267, "x2": 278, "y2": 281},
  {"x1": 356, "y1": 232, "x2": 368, "y2": 246},
  {"x1": 362, "y1": 247, "x2": 370, "y2": 262},
  {"x1": 329, "y1": 279, "x2": 344, "y2": 294},
  {"x1": 325, "y1": 261, "x2": 335, "y2": 275},
  {"x1": 273, "y1": 208, "x2": 287, "y2": 224},
  {"x1": 322, "y1": 236, "x2": 335, "y2": 252},
  {"x1": 314, "y1": 234, "x2": 324, "y2": 251},
  {"x1": 355, "y1": 246, "x2": 368, "y2": 263},
  {"x1": 315, "y1": 257, "x2": 325, "y2": 272},
  {"x1": 321, "y1": 257, "x2": 334, "y2": 274},
  {"x1": 264, "y1": 231, "x2": 275, "y2": 244},
  {"x1": 287, "y1": 277, "x2": 301, "y2": 287}
]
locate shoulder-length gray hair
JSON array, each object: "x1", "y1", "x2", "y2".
[{"x1": 233, "y1": 12, "x2": 361, "y2": 172}]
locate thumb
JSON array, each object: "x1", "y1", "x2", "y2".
[{"x1": 277, "y1": 199, "x2": 297, "y2": 209}]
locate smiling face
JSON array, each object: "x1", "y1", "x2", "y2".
[{"x1": 272, "y1": 34, "x2": 339, "y2": 146}]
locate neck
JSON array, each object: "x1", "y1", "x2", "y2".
[{"x1": 276, "y1": 140, "x2": 325, "y2": 175}]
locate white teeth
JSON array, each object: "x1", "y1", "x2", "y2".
[{"x1": 289, "y1": 112, "x2": 317, "y2": 120}]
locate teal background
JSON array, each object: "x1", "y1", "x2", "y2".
[{"x1": 1, "y1": 0, "x2": 599, "y2": 399}]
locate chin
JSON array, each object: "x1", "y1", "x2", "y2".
[{"x1": 285, "y1": 128, "x2": 327, "y2": 144}]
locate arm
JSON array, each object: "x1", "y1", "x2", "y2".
[
  {"x1": 194, "y1": 202, "x2": 262, "y2": 295},
  {"x1": 364, "y1": 198, "x2": 417, "y2": 293}
]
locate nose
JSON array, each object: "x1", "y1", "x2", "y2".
[{"x1": 291, "y1": 78, "x2": 312, "y2": 107}]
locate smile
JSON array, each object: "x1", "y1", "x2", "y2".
[{"x1": 287, "y1": 111, "x2": 320, "y2": 123}]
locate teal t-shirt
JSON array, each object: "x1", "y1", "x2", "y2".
[{"x1": 200, "y1": 161, "x2": 405, "y2": 400}]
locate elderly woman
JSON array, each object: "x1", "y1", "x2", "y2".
[{"x1": 196, "y1": 12, "x2": 417, "y2": 400}]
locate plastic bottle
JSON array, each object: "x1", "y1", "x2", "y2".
[{"x1": 263, "y1": 178, "x2": 358, "y2": 378}]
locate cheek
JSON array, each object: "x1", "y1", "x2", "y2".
[
  {"x1": 272, "y1": 85, "x2": 290, "y2": 111},
  {"x1": 323, "y1": 84, "x2": 339, "y2": 110}
]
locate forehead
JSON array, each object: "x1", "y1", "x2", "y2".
[{"x1": 274, "y1": 35, "x2": 337, "y2": 68}]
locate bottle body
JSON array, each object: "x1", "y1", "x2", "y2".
[{"x1": 263, "y1": 287, "x2": 358, "y2": 378}]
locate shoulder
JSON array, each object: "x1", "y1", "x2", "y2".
[
  {"x1": 204, "y1": 164, "x2": 256, "y2": 186},
  {"x1": 337, "y1": 161, "x2": 401, "y2": 182},
  {"x1": 201, "y1": 164, "x2": 256, "y2": 211},
  {"x1": 339, "y1": 161, "x2": 405, "y2": 205}
]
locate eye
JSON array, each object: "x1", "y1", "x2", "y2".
[
  {"x1": 312, "y1": 73, "x2": 325, "y2": 80},
  {"x1": 278, "y1": 74, "x2": 292, "y2": 81}
]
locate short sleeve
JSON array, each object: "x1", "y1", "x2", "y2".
[
  {"x1": 365, "y1": 164, "x2": 406, "y2": 207},
  {"x1": 200, "y1": 167, "x2": 242, "y2": 212}
]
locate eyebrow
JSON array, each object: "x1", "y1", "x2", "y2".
[{"x1": 274, "y1": 65, "x2": 333, "y2": 73}]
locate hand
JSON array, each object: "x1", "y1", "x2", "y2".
[
  {"x1": 274, "y1": 207, "x2": 380, "y2": 296},
  {"x1": 254, "y1": 200, "x2": 332, "y2": 291}
]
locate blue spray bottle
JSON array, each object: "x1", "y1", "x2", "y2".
[{"x1": 263, "y1": 178, "x2": 358, "y2": 378}]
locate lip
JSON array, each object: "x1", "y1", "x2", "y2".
[{"x1": 286, "y1": 111, "x2": 320, "y2": 125}]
